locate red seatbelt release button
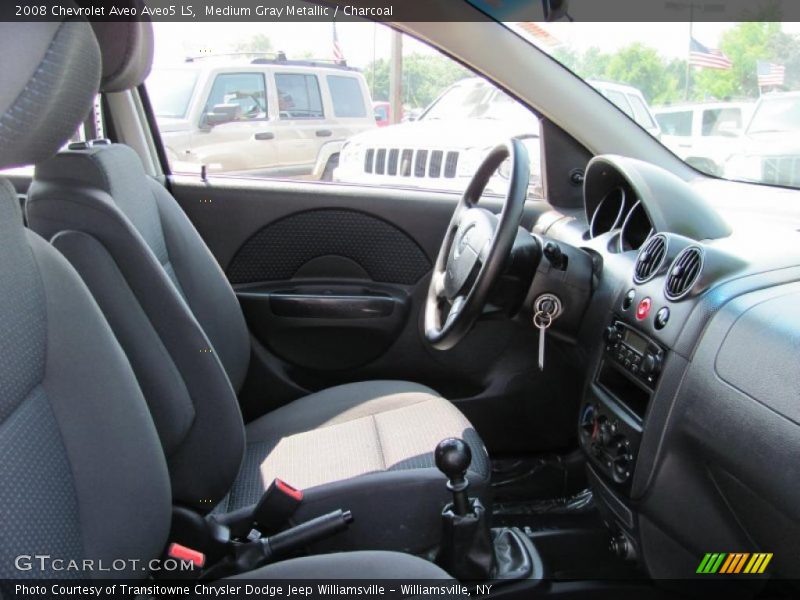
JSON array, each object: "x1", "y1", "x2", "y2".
[
  {"x1": 276, "y1": 478, "x2": 304, "y2": 501},
  {"x1": 168, "y1": 543, "x2": 206, "y2": 568}
]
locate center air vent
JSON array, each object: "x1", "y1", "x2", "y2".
[
  {"x1": 665, "y1": 246, "x2": 703, "y2": 300},
  {"x1": 633, "y1": 233, "x2": 667, "y2": 283}
]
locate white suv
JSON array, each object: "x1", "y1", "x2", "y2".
[
  {"x1": 334, "y1": 78, "x2": 542, "y2": 197},
  {"x1": 147, "y1": 56, "x2": 376, "y2": 180},
  {"x1": 588, "y1": 80, "x2": 662, "y2": 139},
  {"x1": 654, "y1": 101, "x2": 754, "y2": 176}
]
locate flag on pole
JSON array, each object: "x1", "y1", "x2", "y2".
[
  {"x1": 332, "y1": 22, "x2": 345, "y2": 64},
  {"x1": 689, "y1": 38, "x2": 732, "y2": 70},
  {"x1": 757, "y1": 60, "x2": 786, "y2": 87}
]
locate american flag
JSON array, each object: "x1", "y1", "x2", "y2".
[
  {"x1": 757, "y1": 60, "x2": 786, "y2": 87},
  {"x1": 332, "y1": 22, "x2": 345, "y2": 64},
  {"x1": 689, "y1": 38, "x2": 732, "y2": 70}
]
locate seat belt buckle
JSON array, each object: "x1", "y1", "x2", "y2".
[{"x1": 252, "y1": 478, "x2": 304, "y2": 535}]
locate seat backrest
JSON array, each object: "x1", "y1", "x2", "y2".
[
  {"x1": 0, "y1": 18, "x2": 170, "y2": 578},
  {"x1": 27, "y1": 22, "x2": 250, "y2": 512},
  {"x1": 28, "y1": 144, "x2": 249, "y2": 512}
]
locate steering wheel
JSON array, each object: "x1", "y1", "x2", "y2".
[{"x1": 424, "y1": 139, "x2": 529, "y2": 350}]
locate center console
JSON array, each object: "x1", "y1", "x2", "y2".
[
  {"x1": 577, "y1": 312, "x2": 670, "y2": 561},
  {"x1": 579, "y1": 318, "x2": 665, "y2": 490}
]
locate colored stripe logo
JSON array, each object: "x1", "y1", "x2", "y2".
[{"x1": 697, "y1": 553, "x2": 773, "y2": 574}]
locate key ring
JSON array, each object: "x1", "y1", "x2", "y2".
[{"x1": 533, "y1": 310, "x2": 552, "y2": 329}]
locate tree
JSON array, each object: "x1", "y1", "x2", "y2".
[
  {"x1": 693, "y1": 22, "x2": 781, "y2": 100},
  {"x1": 365, "y1": 53, "x2": 470, "y2": 108},
  {"x1": 234, "y1": 33, "x2": 273, "y2": 56},
  {"x1": 606, "y1": 44, "x2": 681, "y2": 105},
  {"x1": 552, "y1": 44, "x2": 683, "y2": 105}
]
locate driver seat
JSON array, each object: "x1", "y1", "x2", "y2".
[{"x1": 26, "y1": 21, "x2": 490, "y2": 553}]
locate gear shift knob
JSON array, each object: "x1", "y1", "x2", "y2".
[
  {"x1": 435, "y1": 438, "x2": 472, "y2": 480},
  {"x1": 435, "y1": 438, "x2": 472, "y2": 516}
]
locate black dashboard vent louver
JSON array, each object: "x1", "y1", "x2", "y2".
[
  {"x1": 665, "y1": 246, "x2": 703, "y2": 300},
  {"x1": 633, "y1": 234, "x2": 667, "y2": 284}
]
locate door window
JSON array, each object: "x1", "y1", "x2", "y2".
[
  {"x1": 275, "y1": 74, "x2": 324, "y2": 119},
  {"x1": 627, "y1": 95, "x2": 656, "y2": 129},
  {"x1": 328, "y1": 76, "x2": 367, "y2": 118},
  {"x1": 605, "y1": 90, "x2": 635, "y2": 118},
  {"x1": 204, "y1": 73, "x2": 267, "y2": 121},
  {"x1": 701, "y1": 108, "x2": 742, "y2": 136},
  {"x1": 656, "y1": 111, "x2": 692, "y2": 136}
]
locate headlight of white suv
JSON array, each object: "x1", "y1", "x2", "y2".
[
  {"x1": 724, "y1": 154, "x2": 762, "y2": 182},
  {"x1": 338, "y1": 142, "x2": 362, "y2": 171}
]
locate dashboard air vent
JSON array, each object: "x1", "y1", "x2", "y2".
[
  {"x1": 633, "y1": 234, "x2": 667, "y2": 283},
  {"x1": 665, "y1": 246, "x2": 703, "y2": 300}
]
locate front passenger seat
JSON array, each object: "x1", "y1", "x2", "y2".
[
  {"x1": 0, "y1": 15, "x2": 450, "y2": 582},
  {"x1": 27, "y1": 20, "x2": 490, "y2": 553}
]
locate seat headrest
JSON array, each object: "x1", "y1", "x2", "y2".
[
  {"x1": 0, "y1": 18, "x2": 100, "y2": 170},
  {"x1": 91, "y1": 18, "x2": 154, "y2": 93}
]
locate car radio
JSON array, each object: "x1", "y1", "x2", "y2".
[{"x1": 603, "y1": 319, "x2": 664, "y2": 387}]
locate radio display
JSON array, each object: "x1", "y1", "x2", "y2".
[{"x1": 624, "y1": 329, "x2": 648, "y2": 354}]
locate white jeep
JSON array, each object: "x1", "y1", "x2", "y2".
[
  {"x1": 334, "y1": 77, "x2": 543, "y2": 197},
  {"x1": 147, "y1": 55, "x2": 376, "y2": 180}
]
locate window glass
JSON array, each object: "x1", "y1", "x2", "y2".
[
  {"x1": 276, "y1": 74, "x2": 324, "y2": 119},
  {"x1": 515, "y1": 21, "x2": 800, "y2": 187},
  {"x1": 656, "y1": 111, "x2": 692, "y2": 136},
  {"x1": 149, "y1": 69, "x2": 198, "y2": 118},
  {"x1": 627, "y1": 95, "x2": 656, "y2": 129},
  {"x1": 145, "y1": 22, "x2": 541, "y2": 197},
  {"x1": 701, "y1": 108, "x2": 742, "y2": 136},
  {"x1": 747, "y1": 97, "x2": 800, "y2": 134},
  {"x1": 328, "y1": 76, "x2": 367, "y2": 118},
  {"x1": 204, "y1": 73, "x2": 267, "y2": 121},
  {"x1": 605, "y1": 90, "x2": 634, "y2": 118}
]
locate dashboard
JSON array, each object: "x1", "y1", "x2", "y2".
[{"x1": 529, "y1": 154, "x2": 800, "y2": 580}]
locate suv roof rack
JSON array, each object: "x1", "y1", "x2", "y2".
[
  {"x1": 250, "y1": 55, "x2": 356, "y2": 71},
  {"x1": 185, "y1": 51, "x2": 358, "y2": 71}
]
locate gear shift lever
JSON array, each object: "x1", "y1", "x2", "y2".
[
  {"x1": 435, "y1": 438, "x2": 472, "y2": 516},
  {"x1": 434, "y1": 438, "x2": 495, "y2": 580}
]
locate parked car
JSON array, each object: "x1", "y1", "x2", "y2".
[
  {"x1": 147, "y1": 55, "x2": 376, "y2": 180},
  {"x1": 724, "y1": 91, "x2": 800, "y2": 187},
  {"x1": 587, "y1": 79, "x2": 662, "y2": 139},
  {"x1": 654, "y1": 101, "x2": 753, "y2": 175},
  {"x1": 373, "y1": 101, "x2": 392, "y2": 127},
  {"x1": 335, "y1": 77, "x2": 542, "y2": 197}
]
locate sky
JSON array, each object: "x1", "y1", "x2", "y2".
[{"x1": 151, "y1": 21, "x2": 800, "y2": 70}]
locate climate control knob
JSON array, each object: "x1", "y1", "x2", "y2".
[
  {"x1": 640, "y1": 352, "x2": 662, "y2": 376},
  {"x1": 611, "y1": 436, "x2": 634, "y2": 483}
]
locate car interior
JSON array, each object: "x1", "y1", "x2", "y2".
[{"x1": 1, "y1": 4, "x2": 799, "y2": 599}]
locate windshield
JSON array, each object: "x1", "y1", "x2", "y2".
[
  {"x1": 511, "y1": 21, "x2": 800, "y2": 187},
  {"x1": 747, "y1": 96, "x2": 800, "y2": 134},
  {"x1": 422, "y1": 80, "x2": 539, "y2": 128},
  {"x1": 422, "y1": 81, "x2": 494, "y2": 120},
  {"x1": 148, "y1": 69, "x2": 199, "y2": 119}
]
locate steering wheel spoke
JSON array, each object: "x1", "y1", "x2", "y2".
[
  {"x1": 424, "y1": 139, "x2": 529, "y2": 351},
  {"x1": 444, "y1": 295, "x2": 466, "y2": 328}
]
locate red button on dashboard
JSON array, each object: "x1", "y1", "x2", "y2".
[{"x1": 636, "y1": 297, "x2": 652, "y2": 320}]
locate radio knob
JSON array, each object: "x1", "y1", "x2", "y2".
[
  {"x1": 604, "y1": 325, "x2": 622, "y2": 344},
  {"x1": 640, "y1": 352, "x2": 662, "y2": 376}
]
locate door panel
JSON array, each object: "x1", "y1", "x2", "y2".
[{"x1": 169, "y1": 176, "x2": 581, "y2": 455}]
